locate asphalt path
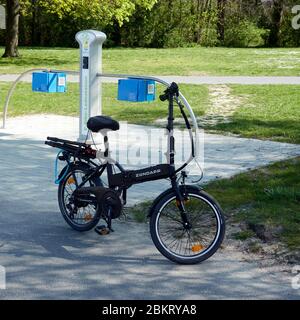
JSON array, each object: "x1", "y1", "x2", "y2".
[{"x1": 0, "y1": 115, "x2": 299, "y2": 299}]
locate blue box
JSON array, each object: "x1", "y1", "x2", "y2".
[
  {"x1": 32, "y1": 72, "x2": 67, "y2": 93},
  {"x1": 117, "y1": 79, "x2": 155, "y2": 102}
]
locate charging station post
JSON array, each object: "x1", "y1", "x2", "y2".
[{"x1": 76, "y1": 30, "x2": 107, "y2": 141}]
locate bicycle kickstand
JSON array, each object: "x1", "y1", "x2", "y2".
[{"x1": 94, "y1": 207, "x2": 114, "y2": 236}]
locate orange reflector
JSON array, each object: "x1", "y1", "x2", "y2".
[
  {"x1": 191, "y1": 244, "x2": 204, "y2": 252},
  {"x1": 67, "y1": 177, "x2": 75, "y2": 185},
  {"x1": 84, "y1": 213, "x2": 93, "y2": 222}
]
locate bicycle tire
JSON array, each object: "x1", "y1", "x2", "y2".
[
  {"x1": 58, "y1": 162, "x2": 103, "y2": 232},
  {"x1": 150, "y1": 187, "x2": 225, "y2": 264}
]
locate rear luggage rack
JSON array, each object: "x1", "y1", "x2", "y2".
[
  {"x1": 46, "y1": 136, "x2": 89, "y2": 147},
  {"x1": 45, "y1": 137, "x2": 97, "y2": 159}
]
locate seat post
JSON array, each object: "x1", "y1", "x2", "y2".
[{"x1": 102, "y1": 130, "x2": 109, "y2": 158}]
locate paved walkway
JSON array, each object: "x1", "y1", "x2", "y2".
[
  {"x1": 0, "y1": 115, "x2": 299, "y2": 299},
  {"x1": 1, "y1": 73, "x2": 300, "y2": 84},
  {"x1": 2, "y1": 114, "x2": 300, "y2": 203}
]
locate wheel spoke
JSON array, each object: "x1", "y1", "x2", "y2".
[
  {"x1": 156, "y1": 193, "x2": 221, "y2": 259},
  {"x1": 61, "y1": 169, "x2": 99, "y2": 227}
]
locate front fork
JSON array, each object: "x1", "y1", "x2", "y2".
[{"x1": 171, "y1": 173, "x2": 191, "y2": 229}]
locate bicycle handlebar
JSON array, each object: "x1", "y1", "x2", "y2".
[{"x1": 159, "y1": 82, "x2": 179, "y2": 102}]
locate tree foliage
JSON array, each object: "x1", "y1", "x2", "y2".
[
  {"x1": 11, "y1": 0, "x2": 157, "y2": 47},
  {"x1": 119, "y1": 0, "x2": 299, "y2": 48},
  {"x1": 35, "y1": 0, "x2": 156, "y2": 26},
  {"x1": 0, "y1": 0, "x2": 299, "y2": 51}
]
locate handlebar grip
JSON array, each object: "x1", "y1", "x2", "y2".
[
  {"x1": 159, "y1": 82, "x2": 179, "y2": 102},
  {"x1": 159, "y1": 94, "x2": 168, "y2": 102}
]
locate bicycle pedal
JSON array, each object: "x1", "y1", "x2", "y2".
[{"x1": 94, "y1": 225, "x2": 110, "y2": 236}]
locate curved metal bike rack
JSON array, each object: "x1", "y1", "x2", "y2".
[
  {"x1": 2, "y1": 70, "x2": 200, "y2": 165},
  {"x1": 1, "y1": 68, "x2": 80, "y2": 129}
]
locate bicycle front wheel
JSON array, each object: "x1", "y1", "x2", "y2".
[{"x1": 150, "y1": 188, "x2": 225, "y2": 264}]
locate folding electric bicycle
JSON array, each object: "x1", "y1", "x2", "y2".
[{"x1": 45, "y1": 82, "x2": 225, "y2": 264}]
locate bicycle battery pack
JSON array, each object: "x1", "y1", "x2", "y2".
[{"x1": 109, "y1": 164, "x2": 171, "y2": 187}]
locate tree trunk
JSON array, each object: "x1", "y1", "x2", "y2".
[
  {"x1": 30, "y1": 0, "x2": 41, "y2": 46},
  {"x1": 193, "y1": 0, "x2": 201, "y2": 43},
  {"x1": 268, "y1": 0, "x2": 284, "y2": 47},
  {"x1": 31, "y1": 0, "x2": 36, "y2": 46},
  {"x1": 217, "y1": 0, "x2": 226, "y2": 43},
  {"x1": 2, "y1": 0, "x2": 20, "y2": 58}
]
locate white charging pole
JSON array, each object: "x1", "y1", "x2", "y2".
[{"x1": 76, "y1": 30, "x2": 107, "y2": 141}]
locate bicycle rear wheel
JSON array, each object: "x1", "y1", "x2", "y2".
[
  {"x1": 150, "y1": 188, "x2": 225, "y2": 264},
  {"x1": 58, "y1": 163, "x2": 102, "y2": 231}
]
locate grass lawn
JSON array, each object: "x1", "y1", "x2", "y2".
[
  {"x1": 210, "y1": 85, "x2": 300, "y2": 144},
  {"x1": 0, "y1": 82, "x2": 209, "y2": 123},
  {"x1": 205, "y1": 157, "x2": 300, "y2": 250},
  {"x1": 1, "y1": 46, "x2": 300, "y2": 76},
  {"x1": 131, "y1": 157, "x2": 300, "y2": 252},
  {"x1": 1, "y1": 81, "x2": 300, "y2": 144}
]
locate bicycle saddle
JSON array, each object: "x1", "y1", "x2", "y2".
[{"x1": 87, "y1": 116, "x2": 120, "y2": 132}]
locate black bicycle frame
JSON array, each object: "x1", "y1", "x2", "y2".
[
  {"x1": 74, "y1": 161, "x2": 172, "y2": 195},
  {"x1": 46, "y1": 82, "x2": 191, "y2": 223}
]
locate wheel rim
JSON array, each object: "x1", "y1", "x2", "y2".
[
  {"x1": 155, "y1": 193, "x2": 221, "y2": 259},
  {"x1": 62, "y1": 170, "x2": 98, "y2": 226}
]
